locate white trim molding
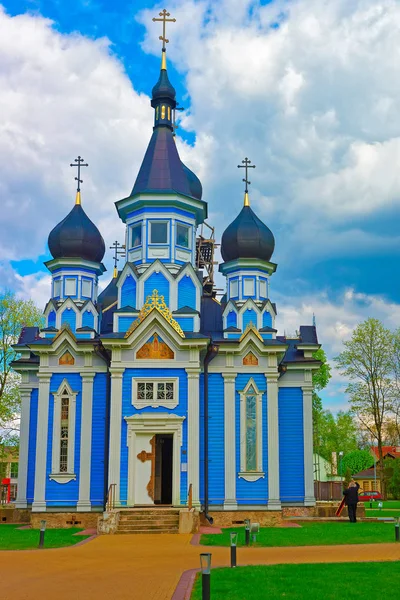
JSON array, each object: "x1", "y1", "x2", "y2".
[
  {"x1": 131, "y1": 377, "x2": 179, "y2": 409},
  {"x1": 15, "y1": 388, "x2": 31, "y2": 508},
  {"x1": 50, "y1": 378, "x2": 77, "y2": 482},
  {"x1": 108, "y1": 368, "x2": 124, "y2": 506},
  {"x1": 222, "y1": 373, "x2": 237, "y2": 509},
  {"x1": 32, "y1": 374, "x2": 51, "y2": 512},
  {"x1": 302, "y1": 385, "x2": 316, "y2": 506},
  {"x1": 238, "y1": 378, "x2": 264, "y2": 482},
  {"x1": 125, "y1": 413, "x2": 185, "y2": 507},
  {"x1": 267, "y1": 374, "x2": 281, "y2": 510},
  {"x1": 186, "y1": 369, "x2": 201, "y2": 508},
  {"x1": 77, "y1": 373, "x2": 95, "y2": 511}
]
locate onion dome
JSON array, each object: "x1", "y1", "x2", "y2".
[
  {"x1": 182, "y1": 163, "x2": 202, "y2": 200},
  {"x1": 221, "y1": 193, "x2": 275, "y2": 263},
  {"x1": 48, "y1": 192, "x2": 105, "y2": 263},
  {"x1": 151, "y1": 50, "x2": 176, "y2": 106}
]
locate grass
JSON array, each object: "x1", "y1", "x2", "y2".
[
  {"x1": 190, "y1": 562, "x2": 400, "y2": 600},
  {"x1": 0, "y1": 524, "x2": 90, "y2": 550},
  {"x1": 366, "y1": 510, "x2": 400, "y2": 518},
  {"x1": 365, "y1": 501, "x2": 400, "y2": 509},
  {"x1": 200, "y1": 521, "x2": 398, "y2": 547}
]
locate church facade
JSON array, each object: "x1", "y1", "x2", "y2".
[{"x1": 13, "y1": 40, "x2": 320, "y2": 517}]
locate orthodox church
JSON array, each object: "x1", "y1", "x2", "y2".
[{"x1": 13, "y1": 23, "x2": 320, "y2": 519}]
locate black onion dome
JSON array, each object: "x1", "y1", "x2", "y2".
[
  {"x1": 98, "y1": 274, "x2": 118, "y2": 310},
  {"x1": 182, "y1": 163, "x2": 202, "y2": 200},
  {"x1": 48, "y1": 204, "x2": 105, "y2": 263},
  {"x1": 151, "y1": 69, "x2": 176, "y2": 106},
  {"x1": 221, "y1": 205, "x2": 275, "y2": 263}
]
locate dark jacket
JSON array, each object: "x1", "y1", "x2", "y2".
[{"x1": 343, "y1": 483, "x2": 360, "y2": 505}]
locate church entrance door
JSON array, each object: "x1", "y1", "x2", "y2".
[{"x1": 154, "y1": 434, "x2": 173, "y2": 505}]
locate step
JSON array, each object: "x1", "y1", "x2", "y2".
[
  {"x1": 116, "y1": 528, "x2": 179, "y2": 534},
  {"x1": 119, "y1": 516, "x2": 179, "y2": 524},
  {"x1": 118, "y1": 523, "x2": 179, "y2": 530}
]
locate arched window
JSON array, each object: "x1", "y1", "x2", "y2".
[
  {"x1": 51, "y1": 379, "x2": 77, "y2": 480},
  {"x1": 239, "y1": 379, "x2": 264, "y2": 481},
  {"x1": 60, "y1": 391, "x2": 70, "y2": 472},
  {"x1": 155, "y1": 106, "x2": 159, "y2": 119},
  {"x1": 161, "y1": 105, "x2": 166, "y2": 119},
  {"x1": 167, "y1": 106, "x2": 171, "y2": 120}
]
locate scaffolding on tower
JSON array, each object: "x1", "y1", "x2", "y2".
[{"x1": 196, "y1": 222, "x2": 219, "y2": 296}]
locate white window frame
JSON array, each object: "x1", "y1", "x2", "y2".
[
  {"x1": 132, "y1": 377, "x2": 179, "y2": 409},
  {"x1": 81, "y1": 278, "x2": 92, "y2": 298},
  {"x1": 259, "y1": 278, "x2": 267, "y2": 298},
  {"x1": 176, "y1": 222, "x2": 191, "y2": 249},
  {"x1": 53, "y1": 278, "x2": 61, "y2": 297},
  {"x1": 238, "y1": 378, "x2": 265, "y2": 482},
  {"x1": 50, "y1": 379, "x2": 77, "y2": 484},
  {"x1": 65, "y1": 278, "x2": 77, "y2": 297},
  {"x1": 130, "y1": 222, "x2": 142, "y2": 248},
  {"x1": 244, "y1": 278, "x2": 255, "y2": 297},
  {"x1": 230, "y1": 279, "x2": 239, "y2": 298},
  {"x1": 149, "y1": 220, "x2": 169, "y2": 245}
]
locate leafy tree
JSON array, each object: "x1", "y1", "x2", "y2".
[
  {"x1": 385, "y1": 458, "x2": 400, "y2": 499},
  {"x1": 343, "y1": 466, "x2": 353, "y2": 489},
  {"x1": 315, "y1": 409, "x2": 359, "y2": 467},
  {"x1": 312, "y1": 348, "x2": 332, "y2": 454},
  {"x1": 341, "y1": 450, "x2": 374, "y2": 475},
  {"x1": 335, "y1": 318, "x2": 395, "y2": 497},
  {"x1": 0, "y1": 291, "x2": 43, "y2": 438}
]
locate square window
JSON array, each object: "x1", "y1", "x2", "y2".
[
  {"x1": 53, "y1": 279, "x2": 61, "y2": 297},
  {"x1": 176, "y1": 223, "x2": 190, "y2": 248},
  {"x1": 259, "y1": 279, "x2": 267, "y2": 298},
  {"x1": 65, "y1": 278, "x2": 76, "y2": 296},
  {"x1": 82, "y1": 279, "x2": 92, "y2": 298},
  {"x1": 131, "y1": 223, "x2": 142, "y2": 247},
  {"x1": 244, "y1": 278, "x2": 255, "y2": 296},
  {"x1": 230, "y1": 279, "x2": 239, "y2": 298},
  {"x1": 150, "y1": 221, "x2": 168, "y2": 244}
]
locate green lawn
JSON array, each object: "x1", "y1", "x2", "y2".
[
  {"x1": 366, "y1": 510, "x2": 400, "y2": 518},
  {"x1": 190, "y1": 562, "x2": 400, "y2": 600},
  {"x1": 0, "y1": 524, "x2": 90, "y2": 550},
  {"x1": 200, "y1": 522, "x2": 398, "y2": 547},
  {"x1": 365, "y1": 500, "x2": 400, "y2": 509}
]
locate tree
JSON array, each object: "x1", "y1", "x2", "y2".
[
  {"x1": 316, "y1": 409, "x2": 359, "y2": 467},
  {"x1": 335, "y1": 318, "x2": 395, "y2": 497},
  {"x1": 385, "y1": 458, "x2": 400, "y2": 499},
  {"x1": 341, "y1": 450, "x2": 374, "y2": 475},
  {"x1": 0, "y1": 291, "x2": 43, "y2": 439},
  {"x1": 343, "y1": 466, "x2": 353, "y2": 489},
  {"x1": 312, "y1": 348, "x2": 331, "y2": 454}
]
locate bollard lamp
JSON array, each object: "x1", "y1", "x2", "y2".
[
  {"x1": 40, "y1": 519, "x2": 47, "y2": 532},
  {"x1": 244, "y1": 518, "x2": 250, "y2": 530},
  {"x1": 200, "y1": 553, "x2": 212, "y2": 575},
  {"x1": 230, "y1": 532, "x2": 238, "y2": 547}
]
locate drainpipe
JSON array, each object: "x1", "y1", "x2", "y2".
[
  {"x1": 94, "y1": 342, "x2": 111, "y2": 511},
  {"x1": 203, "y1": 342, "x2": 219, "y2": 524}
]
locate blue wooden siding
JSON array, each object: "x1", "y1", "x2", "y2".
[
  {"x1": 82, "y1": 310, "x2": 94, "y2": 329},
  {"x1": 263, "y1": 312, "x2": 272, "y2": 328},
  {"x1": 61, "y1": 307, "x2": 76, "y2": 331},
  {"x1": 199, "y1": 373, "x2": 224, "y2": 506},
  {"x1": 120, "y1": 368, "x2": 188, "y2": 506},
  {"x1": 175, "y1": 317, "x2": 194, "y2": 332},
  {"x1": 242, "y1": 309, "x2": 257, "y2": 330},
  {"x1": 26, "y1": 388, "x2": 38, "y2": 504},
  {"x1": 121, "y1": 275, "x2": 137, "y2": 308},
  {"x1": 227, "y1": 310, "x2": 237, "y2": 328},
  {"x1": 90, "y1": 373, "x2": 107, "y2": 506},
  {"x1": 178, "y1": 276, "x2": 196, "y2": 309},
  {"x1": 144, "y1": 272, "x2": 170, "y2": 307},
  {"x1": 46, "y1": 374, "x2": 82, "y2": 506},
  {"x1": 48, "y1": 310, "x2": 56, "y2": 328},
  {"x1": 278, "y1": 388, "x2": 305, "y2": 503},
  {"x1": 235, "y1": 374, "x2": 268, "y2": 505},
  {"x1": 119, "y1": 316, "x2": 135, "y2": 333}
]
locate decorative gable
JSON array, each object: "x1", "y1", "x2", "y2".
[
  {"x1": 59, "y1": 350, "x2": 75, "y2": 366},
  {"x1": 243, "y1": 351, "x2": 258, "y2": 366},
  {"x1": 136, "y1": 333, "x2": 174, "y2": 359}
]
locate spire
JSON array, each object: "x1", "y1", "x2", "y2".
[
  {"x1": 238, "y1": 157, "x2": 256, "y2": 206},
  {"x1": 109, "y1": 240, "x2": 125, "y2": 279},
  {"x1": 151, "y1": 9, "x2": 177, "y2": 131},
  {"x1": 70, "y1": 156, "x2": 88, "y2": 205}
]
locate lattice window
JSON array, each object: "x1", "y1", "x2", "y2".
[
  {"x1": 59, "y1": 392, "x2": 70, "y2": 473},
  {"x1": 239, "y1": 378, "x2": 264, "y2": 481},
  {"x1": 245, "y1": 387, "x2": 257, "y2": 472},
  {"x1": 51, "y1": 379, "x2": 77, "y2": 478},
  {"x1": 133, "y1": 378, "x2": 178, "y2": 409}
]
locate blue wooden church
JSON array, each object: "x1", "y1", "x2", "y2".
[{"x1": 13, "y1": 21, "x2": 320, "y2": 522}]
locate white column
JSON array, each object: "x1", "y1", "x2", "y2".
[
  {"x1": 108, "y1": 368, "x2": 124, "y2": 506},
  {"x1": 15, "y1": 388, "x2": 32, "y2": 509},
  {"x1": 32, "y1": 375, "x2": 51, "y2": 512},
  {"x1": 302, "y1": 386, "x2": 316, "y2": 505},
  {"x1": 223, "y1": 373, "x2": 237, "y2": 509},
  {"x1": 77, "y1": 373, "x2": 95, "y2": 512},
  {"x1": 267, "y1": 374, "x2": 281, "y2": 510},
  {"x1": 186, "y1": 368, "x2": 201, "y2": 508}
]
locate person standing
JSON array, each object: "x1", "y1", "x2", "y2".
[{"x1": 343, "y1": 480, "x2": 360, "y2": 522}]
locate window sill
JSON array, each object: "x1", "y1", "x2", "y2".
[
  {"x1": 238, "y1": 472, "x2": 265, "y2": 482},
  {"x1": 49, "y1": 473, "x2": 76, "y2": 484},
  {"x1": 132, "y1": 400, "x2": 178, "y2": 410}
]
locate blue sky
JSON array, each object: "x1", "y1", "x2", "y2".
[{"x1": 0, "y1": 0, "x2": 399, "y2": 411}]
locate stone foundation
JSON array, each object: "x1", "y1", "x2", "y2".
[
  {"x1": 0, "y1": 507, "x2": 30, "y2": 524},
  {"x1": 179, "y1": 508, "x2": 199, "y2": 533},
  {"x1": 203, "y1": 510, "x2": 282, "y2": 527},
  {"x1": 30, "y1": 512, "x2": 99, "y2": 529},
  {"x1": 283, "y1": 502, "x2": 366, "y2": 519},
  {"x1": 97, "y1": 510, "x2": 120, "y2": 534}
]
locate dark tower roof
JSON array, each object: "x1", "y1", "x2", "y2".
[
  {"x1": 220, "y1": 197, "x2": 275, "y2": 263},
  {"x1": 48, "y1": 195, "x2": 105, "y2": 263},
  {"x1": 131, "y1": 49, "x2": 201, "y2": 201},
  {"x1": 98, "y1": 273, "x2": 118, "y2": 310}
]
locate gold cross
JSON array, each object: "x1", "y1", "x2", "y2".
[{"x1": 152, "y1": 9, "x2": 176, "y2": 49}]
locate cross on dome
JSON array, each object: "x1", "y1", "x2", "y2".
[
  {"x1": 152, "y1": 9, "x2": 176, "y2": 50},
  {"x1": 238, "y1": 157, "x2": 256, "y2": 206},
  {"x1": 70, "y1": 155, "x2": 88, "y2": 204}
]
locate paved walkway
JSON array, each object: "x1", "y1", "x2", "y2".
[{"x1": 2, "y1": 535, "x2": 400, "y2": 600}]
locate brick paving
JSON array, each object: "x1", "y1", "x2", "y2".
[{"x1": 2, "y1": 534, "x2": 400, "y2": 600}]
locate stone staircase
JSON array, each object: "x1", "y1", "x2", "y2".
[{"x1": 116, "y1": 508, "x2": 180, "y2": 534}]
